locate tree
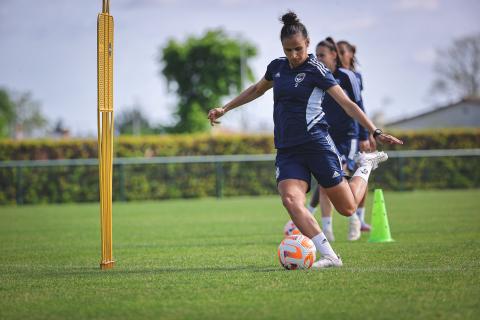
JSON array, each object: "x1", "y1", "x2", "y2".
[
  {"x1": 116, "y1": 106, "x2": 155, "y2": 136},
  {"x1": 159, "y1": 29, "x2": 257, "y2": 133},
  {"x1": 432, "y1": 34, "x2": 480, "y2": 101},
  {"x1": 0, "y1": 88, "x2": 15, "y2": 138},
  {"x1": 0, "y1": 88, "x2": 49, "y2": 139},
  {"x1": 11, "y1": 91, "x2": 48, "y2": 139}
]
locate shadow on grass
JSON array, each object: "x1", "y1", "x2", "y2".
[
  {"x1": 2, "y1": 264, "x2": 283, "y2": 278},
  {"x1": 116, "y1": 265, "x2": 282, "y2": 274},
  {"x1": 116, "y1": 240, "x2": 279, "y2": 249}
]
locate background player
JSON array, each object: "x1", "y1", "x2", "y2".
[
  {"x1": 338, "y1": 39, "x2": 374, "y2": 232},
  {"x1": 306, "y1": 37, "x2": 367, "y2": 241}
]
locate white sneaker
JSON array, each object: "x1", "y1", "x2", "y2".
[
  {"x1": 324, "y1": 229, "x2": 335, "y2": 242},
  {"x1": 354, "y1": 151, "x2": 388, "y2": 170},
  {"x1": 348, "y1": 214, "x2": 361, "y2": 241},
  {"x1": 361, "y1": 222, "x2": 372, "y2": 232},
  {"x1": 312, "y1": 254, "x2": 343, "y2": 269}
]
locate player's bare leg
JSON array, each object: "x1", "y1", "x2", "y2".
[
  {"x1": 318, "y1": 186, "x2": 335, "y2": 242},
  {"x1": 357, "y1": 190, "x2": 371, "y2": 232},
  {"x1": 278, "y1": 179, "x2": 342, "y2": 268},
  {"x1": 325, "y1": 151, "x2": 388, "y2": 219}
]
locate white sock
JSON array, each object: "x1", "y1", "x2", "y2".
[
  {"x1": 356, "y1": 207, "x2": 365, "y2": 224},
  {"x1": 349, "y1": 214, "x2": 359, "y2": 223},
  {"x1": 321, "y1": 216, "x2": 332, "y2": 232},
  {"x1": 306, "y1": 204, "x2": 317, "y2": 215},
  {"x1": 311, "y1": 233, "x2": 337, "y2": 258},
  {"x1": 352, "y1": 164, "x2": 373, "y2": 183}
]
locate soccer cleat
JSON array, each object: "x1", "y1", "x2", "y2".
[
  {"x1": 312, "y1": 254, "x2": 343, "y2": 269},
  {"x1": 323, "y1": 228, "x2": 335, "y2": 242},
  {"x1": 361, "y1": 223, "x2": 372, "y2": 232},
  {"x1": 348, "y1": 214, "x2": 361, "y2": 241},
  {"x1": 354, "y1": 151, "x2": 388, "y2": 170}
]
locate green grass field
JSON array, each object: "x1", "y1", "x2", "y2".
[{"x1": 1, "y1": 190, "x2": 479, "y2": 320}]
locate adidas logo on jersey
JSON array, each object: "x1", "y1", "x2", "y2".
[
  {"x1": 274, "y1": 72, "x2": 281, "y2": 78},
  {"x1": 332, "y1": 171, "x2": 340, "y2": 178}
]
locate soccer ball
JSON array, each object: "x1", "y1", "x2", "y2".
[
  {"x1": 283, "y1": 220, "x2": 301, "y2": 236},
  {"x1": 278, "y1": 234, "x2": 316, "y2": 270}
]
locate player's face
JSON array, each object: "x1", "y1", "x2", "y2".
[
  {"x1": 338, "y1": 44, "x2": 353, "y2": 69},
  {"x1": 316, "y1": 45, "x2": 336, "y2": 71},
  {"x1": 282, "y1": 33, "x2": 309, "y2": 68}
]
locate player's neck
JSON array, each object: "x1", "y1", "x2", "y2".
[{"x1": 289, "y1": 56, "x2": 308, "y2": 69}]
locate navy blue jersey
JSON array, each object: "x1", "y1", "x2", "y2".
[
  {"x1": 264, "y1": 54, "x2": 338, "y2": 149},
  {"x1": 354, "y1": 71, "x2": 369, "y2": 140},
  {"x1": 322, "y1": 67, "x2": 366, "y2": 140},
  {"x1": 354, "y1": 71, "x2": 363, "y2": 91}
]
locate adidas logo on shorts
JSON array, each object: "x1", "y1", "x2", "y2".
[{"x1": 332, "y1": 171, "x2": 340, "y2": 178}]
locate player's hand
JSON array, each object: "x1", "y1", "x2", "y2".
[
  {"x1": 359, "y1": 140, "x2": 371, "y2": 152},
  {"x1": 375, "y1": 132, "x2": 404, "y2": 145},
  {"x1": 207, "y1": 107, "x2": 226, "y2": 126}
]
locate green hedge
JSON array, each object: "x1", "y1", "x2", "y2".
[
  {"x1": 1, "y1": 129, "x2": 479, "y2": 161},
  {"x1": 0, "y1": 129, "x2": 479, "y2": 205},
  {"x1": 0, "y1": 133, "x2": 275, "y2": 160}
]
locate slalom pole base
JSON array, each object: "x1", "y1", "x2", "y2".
[{"x1": 100, "y1": 260, "x2": 115, "y2": 270}]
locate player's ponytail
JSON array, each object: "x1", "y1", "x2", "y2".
[{"x1": 279, "y1": 11, "x2": 309, "y2": 41}]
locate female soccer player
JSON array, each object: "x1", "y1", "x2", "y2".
[
  {"x1": 306, "y1": 37, "x2": 372, "y2": 242},
  {"x1": 306, "y1": 37, "x2": 366, "y2": 241},
  {"x1": 207, "y1": 11, "x2": 403, "y2": 268},
  {"x1": 338, "y1": 40, "x2": 374, "y2": 232}
]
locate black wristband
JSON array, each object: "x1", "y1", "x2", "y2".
[{"x1": 373, "y1": 128, "x2": 383, "y2": 138}]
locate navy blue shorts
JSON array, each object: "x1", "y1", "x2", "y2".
[
  {"x1": 334, "y1": 138, "x2": 358, "y2": 172},
  {"x1": 275, "y1": 136, "x2": 344, "y2": 191}
]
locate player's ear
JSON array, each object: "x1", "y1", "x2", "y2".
[{"x1": 305, "y1": 37, "x2": 310, "y2": 48}]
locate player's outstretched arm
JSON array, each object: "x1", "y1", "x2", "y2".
[
  {"x1": 327, "y1": 85, "x2": 403, "y2": 146},
  {"x1": 208, "y1": 78, "x2": 273, "y2": 126}
]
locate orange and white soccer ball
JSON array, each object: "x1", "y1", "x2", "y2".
[
  {"x1": 278, "y1": 234, "x2": 316, "y2": 270},
  {"x1": 283, "y1": 220, "x2": 301, "y2": 236}
]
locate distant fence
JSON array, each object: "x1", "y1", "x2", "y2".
[{"x1": 0, "y1": 149, "x2": 479, "y2": 205}]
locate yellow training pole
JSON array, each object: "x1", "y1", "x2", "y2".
[{"x1": 97, "y1": 0, "x2": 115, "y2": 270}]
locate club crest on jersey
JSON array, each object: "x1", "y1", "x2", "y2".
[{"x1": 294, "y1": 73, "x2": 306, "y2": 87}]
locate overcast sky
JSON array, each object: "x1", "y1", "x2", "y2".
[{"x1": 1, "y1": 0, "x2": 479, "y2": 136}]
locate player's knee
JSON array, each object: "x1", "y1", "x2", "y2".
[
  {"x1": 337, "y1": 204, "x2": 356, "y2": 217},
  {"x1": 281, "y1": 193, "x2": 301, "y2": 213}
]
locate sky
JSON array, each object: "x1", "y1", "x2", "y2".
[{"x1": 0, "y1": 0, "x2": 479, "y2": 136}]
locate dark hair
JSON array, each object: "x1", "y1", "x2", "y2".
[
  {"x1": 337, "y1": 40, "x2": 358, "y2": 71},
  {"x1": 316, "y1": 37, "x2": 343, "y2": 68},
  {"x1": 279, "y1": 11, "x2": 309, "y2": 41}
]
